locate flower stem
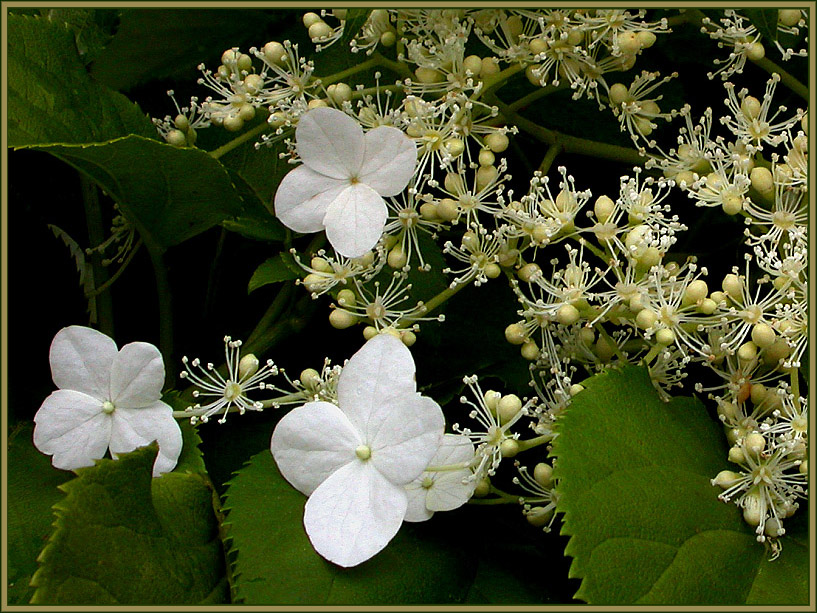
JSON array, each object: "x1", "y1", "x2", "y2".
[
  {"x1": 400, "y1": 279, "x2": 470, "y2": 328},
  {"x1": 80, "y1": 175, "x2": 114, "y2": 337},
  {"x1": 319, "y1": 55, "x2": 382, "y2": 86},
  {"x1": 147, "y1": 245, "x2": 175, "y2": 384},
  {"x1": 85, "y1": 238, "x2": 143, "y2": 298},
  {"x1": 538, "y1": 142, "x2": 563, "y2": 175},
  {"x1": 485, "y1": 92, "x2": 646, "y2": 166},
  {"x1": 516, "y1": 434, "x2": 553, "y2": 453},
  {"x1": 479, "y1": 63, "x2": 526, "y2": 100},
  {"x1": 209, "y1": 121, "x2": 272, "y2": 160},
  {"x1": 372, "y1": 51, "x2": 414, "y2": 80},
  {"x1": 750, "y1": 57, "x2": 809, "y2": 102}
]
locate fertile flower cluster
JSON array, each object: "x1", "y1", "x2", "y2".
[{"x1": 38, "y1": 7, "x2": 804, "y2": 569}]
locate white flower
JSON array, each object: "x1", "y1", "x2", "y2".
[
  {"x1": 33, "y1": 326, "x2": 182, "y2": 477},
  {"x1": 404, "y1": 434, "x2": 476, "y2": 522},
  {"x1": 274, "y1": 107, "x2": 417, "y2": 258},
  {"x1": 270, "y1": 333, "x2": 444, "y2": 567}
]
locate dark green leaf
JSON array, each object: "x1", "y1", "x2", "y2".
[
  {"x1": 744, "y1": 8, "x2": 779, "y2": 42},
  {"x1": 43, "y1": 9, "x2": 120, "y2": 64},
  {"x1": 7, "y1": 14, "x2": 155, "y2": 147},
  {"x1": 7, "y1": 423, "x2": 71, "y2": 605},
  {"x1": 222, "y1": 450, "x2": 476, "y2": 604},
  {"x1": 339, "y1": 9, "x2": 373, "y2": 49},
  {"x1": 30, "y1": 444, "x2": 228, "y2": 605},
  {"x1": 248, "y1": 253, "x2": 300, "y2": 294},
  {"x1": 219, "y1": 131, "x2": 291, "y2": 205},
  {"x1": 29, "y1": 136, "x2": 244, "y2": 250},
  {"x1": 553, "y1": 365, "x2": 808, "y2": 605},
  {"x1": 221, "y1": 171, "x2": 287, "y2": 242},
  {"x1": 90, "y1": 9, "x2": 288, "y2": 91}
]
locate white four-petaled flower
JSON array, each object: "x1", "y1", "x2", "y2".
[
  {"x1": 33, "y1": 326, "x2": 182, "y2": 477},
  {"x1": 270, "y1": 333, "x2": 444, "y2": 567},
  {"x1": 274, "y1": 107, "x2": 417, "y2": 258}
]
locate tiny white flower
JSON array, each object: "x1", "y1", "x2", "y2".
[
  {"x1": 270, "y1": 333, "x2": 444, "y2": 567},
  {"x1": 274, "y1": 107, "x2": 417, "y2": 258},
  {"x1": 404, "y1": 434, "x2": 476, "y2": 522},
  {"x1": 33, "y1": 326, "x2": 182, "y2": 477}
]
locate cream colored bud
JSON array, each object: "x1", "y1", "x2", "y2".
[
  {"x1": 722, "y1": 274, "x2": 742, "y2": 300},
  {"x1": 419, "y1": 202, "x2": 438, "y2": 220},
  {"x1": 744, "y1": 432, "x2": 766, "y2": 455},
  {"x1": 485, "y1": 132, "x2": 510, "y2": 153},
  {"x1": 742, "y1": 493, "x2": 763, "y2": 526},
  {"x1": 498, "y1": 394, "x2": 523, "y2": 423},
  {"x1": 751, "y1": 323, "x2": 776, "y2": 349},
  {"x1": 750, "y1": 383, "x2": 767, "y2": 405},
  {"x1": 302, "y1": 273, "x2": 325, "y2": 293},
  {"x1": 300, "y1": 368, "x2": 321, "y2": 388},
  {"x1": 307, "y1": 99, "x2": 328, "y2": 109},
  {"x1": 328, "y1": 82, "x2": 352, "y2": 103},
  {"x1": 698, "y1": 298, "x2": 717, "y2": 315},
  {"x1": 387, "y1": 244, "x2": 408, "y2": 269},
  {"x1": 521, "y1": 341, "x2": 539, "y2": 361},
  {"x1": 337, "y1": 289, "x2": 356, "y2": 308},
  {"x1": 709, "y1": 290, "x2": 727, "y2": 305},
  {"x1": 415, "y1": 66, "x2": 444, "y2": 84},
  {"x1": 332, "y1": 8, "x2": 348, "y2": 19},
  {"x1": 263, "y1": 41, "x2": 287, "y2": 65},
  {"x1": 609, "y1": 83, "x2": 629, "y2": 106},
  {"x1": 779, "y1": 9, "x2": 801, "y2": 26},
  {"x1": 728, "y1": 444, "x2": 745, "y2": 464},
  {"x1": 463, "y1": 55, "x2": 483, "y2": 76},
  {"x1": 481, "y1": 57, "x2": 500, "y2": 76},
  {"x1": 308, "y1": 21, "x2": 332, "y2": 40},
  {"x1": 595, "y1": 336, "x2": 615, "y2": 361},
  {"x1": 569, "y1": 383, "x2": 584, "y2": 396},
  {"x1": 750, "y1": 167, "x2": 774, "y2": 195},
  {"x1": 618, "y1": 31, "x2": 641, "y2": 55},
  {"x1": 763, "y1": 339, "x2": 791, "y2": 365},
  {"x1": 400, "y1": 330, "x2": 417, "y2": 347},
  {"x1": 223, "y1": 115, "x2": 244, "y2": 132},
  {"x1": 484, "y1": 263, "x2": 501, "y2": 279},
  {"x1": 594, "y1": 195, "x2": 615, "y2": 222},
  {"x1": 636, "y1": 31, "x2": 657, "y2": 49},
  {"x1": 682, "y1": 279, "x2": 709, "y2": 306},
  {"x1": 636, "y1": 308, "x2": 657, "y2": 330},
  {"x1": 721, "y1": 192, "x2": 743, "y2": 215},
  {"x1": 166, "y1": 129, "x2": 187, "y2": 147},
  {"x1": 655, "y1": 328, "x2": 676, "y2": 346},
  {"x1": 380, "y1": 30, "x2": 397, "y2": 47},
  {"x1": 741, "y1": 96, "x2": 762, "y2": 120},
  {"x1": 476, "y1": 165, "x2": 498, "y2": 190},
  {"x1": 474, "y1": 478, "x2": 491, "y2": 497},
  {"x1": 484, "y1": 390, "x2": 501, "y2": 414},
  {"x1": 528, "y1": 37, "x2": 547, "y2": 55},
  {"x1": 505, "y1": 323, "x2": 527, "y2": 345},
  {"x1": 437, "y1": 198, "x2": 459, "y2": 221},
  {"x1": 737, "y1": 341, "x2": 758, "y2": 362},
  {"x1": 556, "y1": 304, "x2": 580, "y2": 326},
  {"x1": 500, "y1": 439, "x2": 520, "y2": 458},
  {"x1": 713, "y1": 470, "x2": 740, "y2": 489},
  {"x1": 718, "y1": 401, "x2": 739, "y2": 421},
  {"x1": 517, "y1": 263, "x2": 541, "y2": 282},
  {"x1": 444, "y1": 138, "x2": 465, "y2": 157},
  {"x1": 637, "y1": 246, "x2": 662, "y2": 269},
  {"x1": 526, "y1": 506, "x2": 554, "y2": 527},
  {"x1": 745, "y1": 41, "x2": 765, "y2": 61},
  {"x1": 444, "y1": 172, "x2": 464, "y2": 193},
  {"x1": 302, "y1": 12, "x2": 322, "y2": 27},
  {"x1": 238, "y1": 354, "x2": 260, "y2": 379},
  {"x1": 329, "y1": 309, "x2": 357, "y2": 329},
  {"x1": 478, "y1": 149, "x2": 496, "y2": 167},
  {"x1": 362, "y1": 326, "x2": 378, "y2": 340},
  {"x1": 533, "y1": 463, "x2": 554, "y2": 488}
]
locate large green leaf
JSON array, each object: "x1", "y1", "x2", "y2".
[
  {"x1": 30, "y1": 444, "x2": 228, "y2": 604},
  {"x1": 339, "y1": 9, "x2": 373, "y2": 49},
  {"x1": 7, "y1": 14, "x2": 155, "y2": 147},
  {"x1": 221, "y1": 171, "x2": 288, "y2": 243},
  {"x1": 7, "y1": 423, "x2": 71, "y2": 604},
  {"x1": 744, "y1": 8, "x2": 779, "y2": 42},
  {"x1": 553, "y1": 365, "x2": 808, "y2": 605},
  {"x1": 248, "y1": 252, "x2": 300, "y2": 294},
  {"x1": 222, "y1": 450, "x2": 476, "y2": 604},
  {"x1": 29, "y1": 136, "x2": 244, "y2": 250}
]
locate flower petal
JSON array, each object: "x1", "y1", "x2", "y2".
[
  {"x1": 110, "y1": 342, "x2": 165, "y2": 409},
  {"x1": 404, "y1": 481, "x2": 434, "y2": 523},
  {"x1": 49, "y1": 325, "x2": 117, "y2": 399},
  {"x1": 271, "y1": 401, "x2": 361, "y2": 496},
  {"x1": 304, "y1": 461, "x2": 407, "y2": 567},
  {"x1": 359, "y1": 126, "x2": 418, "y2": 196},
  {"x1": 296, "y1": 107, "x2": 364, "y2": 179},
  {"x1": 109, "y1": 401, "x2": 183, "y2": 477},
  {"x1": 322, "y1": 183, "x2": 387, "y2": 258},
  {"x1": 370, "y1": 394, "x2": 444, "y2": 485},
  {"x1": 274, "y1": 165, "x2": 346, "y2": 233},
  {"x1": 426, "y1": 470, "x2": 476, "y2": 513},
  {"x1": 336, "y1": 334, "x2": 417, "y2": 434},
  {"x1": 33, "y1": 389, "x2": 111, "y2": 471}
]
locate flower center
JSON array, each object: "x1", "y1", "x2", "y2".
[
  {"x1": 355, "y1": 445, "x2": 372, "y2": 461},
  {"x1": 421, "y1": 475, "x2": 434, "y2": 489},
  {"x1": 101, "y1": 400, "x2": 116, "y2": 414},
  {"x1": 224, "y1": 381, "x2": 243, "y2": 401}
]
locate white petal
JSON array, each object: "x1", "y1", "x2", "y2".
[
  {"x1": 370, "y1": 394, "x2": 444, "y2": 485},
  {"x1": 33, "y1": 389, "x2": 111, "y2": 471},
  {"x1": 426, "y1": 470, "x2": 476, "y2": 513},
  {"x1": 109, "y1": 401, "x2": 183, "y2": 477},
  {"x1": 336, "y1": 334, "x2": 417, "y2": 434},
  {"x1": 273, "y1": 165, "x2": 346, "y2": 233},
  {"x1": 271, "y1": 401, "x2": 361, "y2": 496},
  {"x1": 109, "y1": 342, "x2": 165, "y2": 409},
  {"x1": 359, "y1": 126, "x2": 418, "y2": 196},
  {"x1": 296, "y1": 107, "x2": 364, "y2": 179},
  {"x1": 404, "y1": 481, "x2": 434, "y2": 523},
  {"x1": 323, "y1": 183, "x2": 387, "y2": 258},
  {"x1": 304, "y1": 461, "x2": 407, "y2": 567},
  {"x1": 49, "y1": 325, "x2": 117, "y2": 399}
]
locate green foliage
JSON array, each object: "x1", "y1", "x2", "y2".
[
  {"x1": 7, "y1": 423, "x2": 70, "y2": 604},
  {"x1": 339, "y1": 9, "x2": 373, "y2": 49},
  {"x1": 553, "y1": 365, "x2": 808, "y2": 605},
  {"x1": 90, "y1": 9, "x2": 287, "y2": 91},
  {"x1": 30, "y1": 444, "x2": 228, "y2": 605},
  {"x1": 744, "y1": 8, "x2": 779, "y2": 42},
  {"x1": 222, "y1": 450, "x2": 476, "y2": 604},
  {"x1": 221, "y1": 171, "x2": 288, "y2": 242},
  {"x1": 248, "y1": 253, "x2": 300, "y2": 294},
  {"x1": 41, "y1": 8, "x2": 120, "y2": 64},
  {"x1": 7, "y1": 14, "x2": 155, "y2": 147},
  {"x1": 29, "y1": 136, "x2": 244, "y2": 250}
]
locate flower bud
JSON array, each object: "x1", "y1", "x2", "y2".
[
  {"x1": 737, "y1": 341, "x2": 758, "y2": 362},
  {"x1": 505, "y1": 323, "x2": 527, "y2": 345},
  {"x1": 498, "y1": 394, "x2": 523, "y2": 423},
  {"x1": 779, "y1": 9, "x2": 801, "y2": 26},
  {"x1": 682, "y1": 279, "x2": 708, "y2": 306},
  {"x1": 764, "y1": 517, "x2": 784, "y2": 538},
  {"x1": 655, "y1": 328, "x2": 676, "y2": 346},
  {"x1": 517, "y1": 263, "x2": 541, "y2": 282},
  {"x1": 698, "y1": 298, "x2": 717, "y2": 315},
  {"x1": 750, "y1": 383, "x2": 767, "y2": 405},
  {"x1": 741, "y1": 96, "x2": 762, "y2": 120},
  {"x1": 328, "y1": 82, "x2": 353, "y2": 104},
  {"x1": 302, "y1": 11, "x2": 322, "y2": 27},
  {"x1": 636, "y1": 308, "x2": 657, "y2": 330},
  {"x1": 556, "y1": 304, "x2": 580, "y2": 326},
  {"x1": 463, "y1": 54, "x2": 483, "y2": 76},
  {"x1": 744, "y1": 432, "x2": 766, "y2": 455},
  {"x1": 594, "y1": 336, "x2": 615, "y2": 361},
  {"x1": 307, "y1": 99, "x2": 328, "y2": 109},
  {"x1": 637, "y1": 31, "x2": 656, "y2": 49},
  {"x1": 337, "y1": 289, "x2": 356, "y2": 307},
  {"x1": 742, "y1": 492, "x2": 763, "y2": 527},
  {"x1": 300, "y1": 368, "x2": 320, "y2": 389},
  {"x1": 521, "y1": 341, "x2": 540, "y2": 361},
  {"x1": 400, "y1": 330, "x2": 417, "y2": 347},
  {"x1": 751, "y1": 323, "x2": 776, "y2": 349},
  {"x1": 387, "y1": 244, "x2": 408, "y2": 269},
  {"x1": 609, "y1": 83, "x2": 629, "y2": 106},
  {"x1": 500, "y1": 439, "x2": 520, "y2": 458},
  {"x1": 484, "y1": 263, "x2": 501, "y2": 279},
  {"x1": 263, "y1": 41, "x2": 287, "y2": 65},
  {"x1": 302, "y1": 273, "x2": 325, "y2": 293},
  {"x1": 745, "y1": 42, "x2": 765, "y2": 61},
  {"x1": 238, "y1": 354, "x2": 260, "y2": 379},
  {"x1": 476, "y1": 165, "x2": 498, "y2": 190},
  {"x1": 762, "y1": 339, "x2": 791, "y2": 365},
  {"x1": 485, "y1": 132, "x2": 510, "y2": 153},
  {"x1": 329, "y1": 309, "x2": 358, "y2": 329},
  {"x1": 444, "y1": 138, "x2": 465, "y2": 158},
  {"x1": 362, "y1": 326, "x2": 378, "y2": 340},
  {"x1": 712, "y1": 470, "x2": 740, "y2": 489},
  {"x1": 533, "y1": 462, "x2": 554, "y2": 487},
  {"x1": 436, "y1": 198, "x2": 459, "y2": 221},
  {"x1": 308, "y1": 21, "x2": 333, "y2": 40},
  {"x1": 474, "y1": 478, "x2": 491, "y2": 497},
  {"x1": 728, "y1": 444, "x2": 745, "y2": 464},
  {"x1": 722, "y1": 274, "x2": 742, "y2": 300},
  {"x1": 223, "y1": 115, "x2": 244, "y2": 132},
  {"x1": 415, "y1": 67, "x2": 444, "y2": 84},
  {"x1": 166, "y1": 129, "x2": 187, "y2": 147},
  {"x1": 478, "y1": 149, "x2": 495, "y2": 167},
  {"x1": 484, "y1": 390, "x2": 501, "y2": 414},
  {"x1": 594, "y1": 195, "x2": 615, "y2": 222},
  {"x1": 526, "y1": 506, "x2": 554, "y2": 527},
  {"x1": 481, "y1": 57, "x2": 500, "y2": 77},
  {"x1": 569, "y1": 383, "x2": 584, "y2": 396},
  {"x1": 380, "y1": 30, "x2": 397, "y2": 46}
]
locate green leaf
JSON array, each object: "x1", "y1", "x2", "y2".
[
  {"x1": 553, "y1": 365, "x2": 808, "y2": 605},
  {"x1": 746, "y1": 511, "x2": 808, "y2": 603},
  {"x1": 248, "y1": 253, "x2": 300, "y2": 294},
  {"x1": 221, "y1": 171, "x2": 287, "y2": 242},
  {"x1": 29, "y1": 136, "x2": 244, "y2": 250},
  {"x1": 7, "y1": 14, "x2": 155, "y2": 147},
  {"x1": 42, "y1": 8, "x2": 120, "y2": 64},
  {"x1": 744, "y1": 8, "x2": 779, "y2": 42},
  {"x1": 30, "y1": 444, "x2": 228, "y2": 605},
  {"x1": 339, "y1": 9, "x2": 373, "y2": 49},
  {"x1": 90, "y1": 9, "x2": 287, "y2": 91},
  {"x1": 220, "y1": 129, "x2": 291, "y2": 206},
  {"x1": 222, "y1": 450, "x2": 476, "y2": 604},
  {"x1": 7, "y1": 423, "x2": 71, "y2": 605}
]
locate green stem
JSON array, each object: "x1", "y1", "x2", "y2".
[
  {"x1": 319, "y1": 55, "x2": 382, "y2": 86},
  {"x1": 538, "y1": 142, "x2": 563, "y2": 175},
  {"x1": 84, "y1": 238, "x2": 143, "y2": 298},
  {"x1": 209, "y1": 121, "x2": 272, "y2": 160},
  {"x1": 479, "y1": 63, "x2": 526, "y2": 100},
  {"x1": 485, "y1": 92, "x2": 646, "y2": 166},
  {"x1": 516, "y1": 434, "x2": 553, "y2": 453},
  {"x1": 594, "y1": 323, "x2": 631, "y2": 364},
  {"x1": 81, "y1": 175, "x2": 114, "y2": 336},
  {"x1": 400, "y1": 279, "x2": 469, "y2": 328},
  {"x1": 750, "y1": 57, "x2": 809, "y2": 102},
  {"x1": 506, "y1": 83, "x2": 566, "y2": 113},
  {"x1": 147, "y1": 246, "x2": 175, "y2": 384},
  {"x1": 244, "y1": 282, "x2": 295, "y2": 351},
  {"x1": 372, "y1": 52, "x2": 414, "y2": 80}
]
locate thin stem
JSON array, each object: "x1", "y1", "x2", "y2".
[
  {"x1": 400, "y1": 280, "x2": 469, "y2": 328},
  {"x1": 479, "y1": 63, "x2": 526, "y2": 100},
  {"x1": 485, "y1": 92, "x2": 646, "y2": 166},
  {"x1": 244, "y1": 283, "x2": 295, "y2": 351},
  {"x1": 209, "y1": 121, "x2": 271, "y2": 160},
  {"x1": 81, "y1": 175, "x2": 114, "y2": 336},
  {"x1": 516, "y1": 434, "x2": 553, "y2": 453},
  {"x1": 506, "y1": 83, "x2": 566, "y2": 114},
  {"x1": 538, "y1": 142, "x2": 563, "y2": 175},
  {"x1": 372, "y1": 52, "x2": 414, "y2": 80},
  {"x1": 147, "y1": 246, "x2": 175, "y2": 384},
  {"x1": 750, "y1": 57, "x2": 809, "y2": 101},
  {"x1": 319, "y1": 55, "x2": 382, "y2": 86},
  {"x1": 85, "y1": 238, "x2": 143, "y2": 298}
]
